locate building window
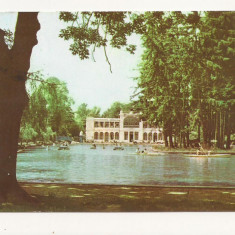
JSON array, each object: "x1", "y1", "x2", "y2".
[
  {"x1": 110, "y1": 122, "x2": 114, "y2": 128},
  {"x1": 94, "y1": 122, "x2": 98, "y2": 127},
  {"x1": 153, "y1": 133, "x2": 158, "y2": 142},
  {"x1": 115, "y1": 132, "x2": 119, "y2": 140},
  {"x1": 94, "y1": 132, "x2": 98, "y2": 140},
  {"x1": 148, "y1": 133, "x2": 152, "y2": 141},
  {"x1": 158, "y1": 132, "x2": 163, "y2": 140},
  {"x1": 143, "y1": 122, "x2": 147, "y2": 128},
  {"x1": 105, "y1": 122, "x2": 109, "y2": 128},
  {"x1": 115, "y1": 122, "x2": 120, "y2": 128},
  {"x1": 124, "y1": 132, "x2": 128, "y2": 140},
  {"x1": 100, "y1": 132, "x2": 104, "y2": 140},
  {"x1": 135, "y1": 132, "x2": 139, "y2": 140},
  {"x1": 105, "y1": 132, "x2": 109, "y2": 142},
  {"x1": 143, "y1": 132, "x2": 147, "y2": 141},
  {"x1": 110, "y1": 132, "x2": 114, "y2": 140},
  {"x1": 100, "y1": 122, "x2": 104, "y2": 127}
]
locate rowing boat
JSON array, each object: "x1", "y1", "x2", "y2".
[{"x1": 58, "y1": 146, "x2": 70, "y2": 150}]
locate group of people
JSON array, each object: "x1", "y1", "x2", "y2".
[
  {"x1": 61, "y1": 141, "x2": 69, "y2": 147},
  {"x1": 136, "y1": 147, "x2": 147, "y2": 154}
]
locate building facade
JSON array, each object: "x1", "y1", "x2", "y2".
[{"x1": 86, "y1": 111, "x2": 163, "y2": 143}]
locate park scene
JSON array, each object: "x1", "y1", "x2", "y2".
[{"x1": 0, "y1": 11, "x2": 234, "y2": 212}]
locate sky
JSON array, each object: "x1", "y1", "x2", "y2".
[{"x1": 0, "y1": 12, "x2": 143, "y2": 112}]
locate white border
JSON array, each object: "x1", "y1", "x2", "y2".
[
  {"x1": 0, "y1": 1, "x2": 234, "y2": 234},
  {"x1": 1, "y1": 0, "x2": 235, "y2": 11},
  {"x1": 0, "y1": 213, "x2": 235, "y2": 234}
]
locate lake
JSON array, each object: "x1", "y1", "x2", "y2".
[{"x1": 16, "y1": 144, "x2": 235, "y2": 187}]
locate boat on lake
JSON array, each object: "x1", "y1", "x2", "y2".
[
  {"x1": 113, "y1": 146, "x2": 124, "y2": 150},
  {"x1": 58, "y1": 146, "x2": 70, "y2": 150},
  {"x1": 90, "y1": 144, "x2": 96, "y2": 149}
]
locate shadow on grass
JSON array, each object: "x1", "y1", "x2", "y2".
[{"x1": 1, "y1": 192, "x2": 235, "y2": 212}]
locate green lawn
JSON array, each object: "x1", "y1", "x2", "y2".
[{"x1": 0, "y1": 183, "x2": 235, "y2": 212}]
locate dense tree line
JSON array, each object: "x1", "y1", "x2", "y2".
[
  {"x1": 134, "y1": 12, "x2": 235, "y2": 149},
  {"x1": 20, "y1": 74, "x2": 80, "y2": 143}
]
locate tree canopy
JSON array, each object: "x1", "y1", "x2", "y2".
[
  {"x1": 59, "y1": 12, "x2": 145, "y2": 72},
  {"x1": 20, "y1": 74, "x2": 80, "y2": 143},
  {"x1": 134, "y1": 11, "x2": 235, "y2": 148},
  {"x1": 75, "y1": 103, "x2": 101, "y2": 131},
  {"x1": 102, "y1": 101, "x2": 132, "y2": 118}
]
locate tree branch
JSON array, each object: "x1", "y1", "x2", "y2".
[
  {"x1": 103, "y1": 29, "x2": 112, "y2": 73},
  {"x1": 85, "y1": 13, "x2": 93, "y2": 29},
  {"x1": 91, "y1": 17, "x2": 101, "y2": 62}
]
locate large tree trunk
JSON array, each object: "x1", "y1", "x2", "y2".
[
  {"x1": 164, "y1": 131, "x2": 168, "y2": 147},
  {"x1": 0, "y1": 13, "x2": 40, "y2": 202}
]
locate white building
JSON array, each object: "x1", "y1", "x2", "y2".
[{"x1": 86, "y1": 111, "x2": 163, "y2": 143}]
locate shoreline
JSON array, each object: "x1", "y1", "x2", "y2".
[{"x1": 18, "y1": 142, "x2": 235, "y2": 155}]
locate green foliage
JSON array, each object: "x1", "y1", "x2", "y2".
[
  {"x1": 134, "y1": 11, "x2": 235, "y2": 148},
  {"x1": 102, "y1": 101, "x2": 131, "y2": 118},
  {"x1": 19, "y1": 123, "x2": 38, "y2": 142},
  {"x1": 59, "y1": 12, "x2": 146, "y2": 72},
  {"x1": 75, "y1": 103, "x2": 101, "y2": 131},
  {"x1": 20, "y1": 74, "x2": 79, "y2": 142}
]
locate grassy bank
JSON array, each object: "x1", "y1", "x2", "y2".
[{"x1": 0, "y1": 183, "x2": 235, "y2": 212}]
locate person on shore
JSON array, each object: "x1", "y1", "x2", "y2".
[
  {"x1": 196, "y1": 143, "x2": 207, "y2": 155},
  {"x1": 197, "y1": 144, "x2": 202, "y2": 155}
]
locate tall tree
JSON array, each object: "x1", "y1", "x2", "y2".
[
  {"x1": 0, "y1": 13, "x2": 40, "y2": 202},
  {"x1": 135, "y1": 12, "x2": 192, "y2": 147},
  {"x1": 134, "y1": 11, "x2": 235, "y2": 149},
  {"x1": 0, "y1": 11, "x2": 140, "y2": 202},
  {"x1": 200, "y1": 12, "x2": 235, "y2": 148}
]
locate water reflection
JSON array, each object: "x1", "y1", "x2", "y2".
[{"x1": 16, "y1": 144, "x2": 235, "y2": 186}]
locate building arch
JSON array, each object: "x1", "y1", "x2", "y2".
[
  {"x1": 153, "y1": 133, "x2": 158, "y2": 142},
  {"x1": 143, "y1": 132, "x2": 147, "y2": 141},
  {"x1": 110, "y1": 132, "x2": 114, "y2": 140},
  {"x1": 99, "y1": 132, "x2": 104, "y2": 140},
  {"x1": 105, "y1": 132, "x2": 109, "y2": 142},
  {"x1": 94, "y1": 132, "x2": 98, "y2": 140},
  {"x1": 115, "y1": 132, "x2": 119, "y2": 140}
]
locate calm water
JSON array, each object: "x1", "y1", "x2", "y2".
[{"x1": 16, "y1": 144, "x2": 235, "y2": 187}]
